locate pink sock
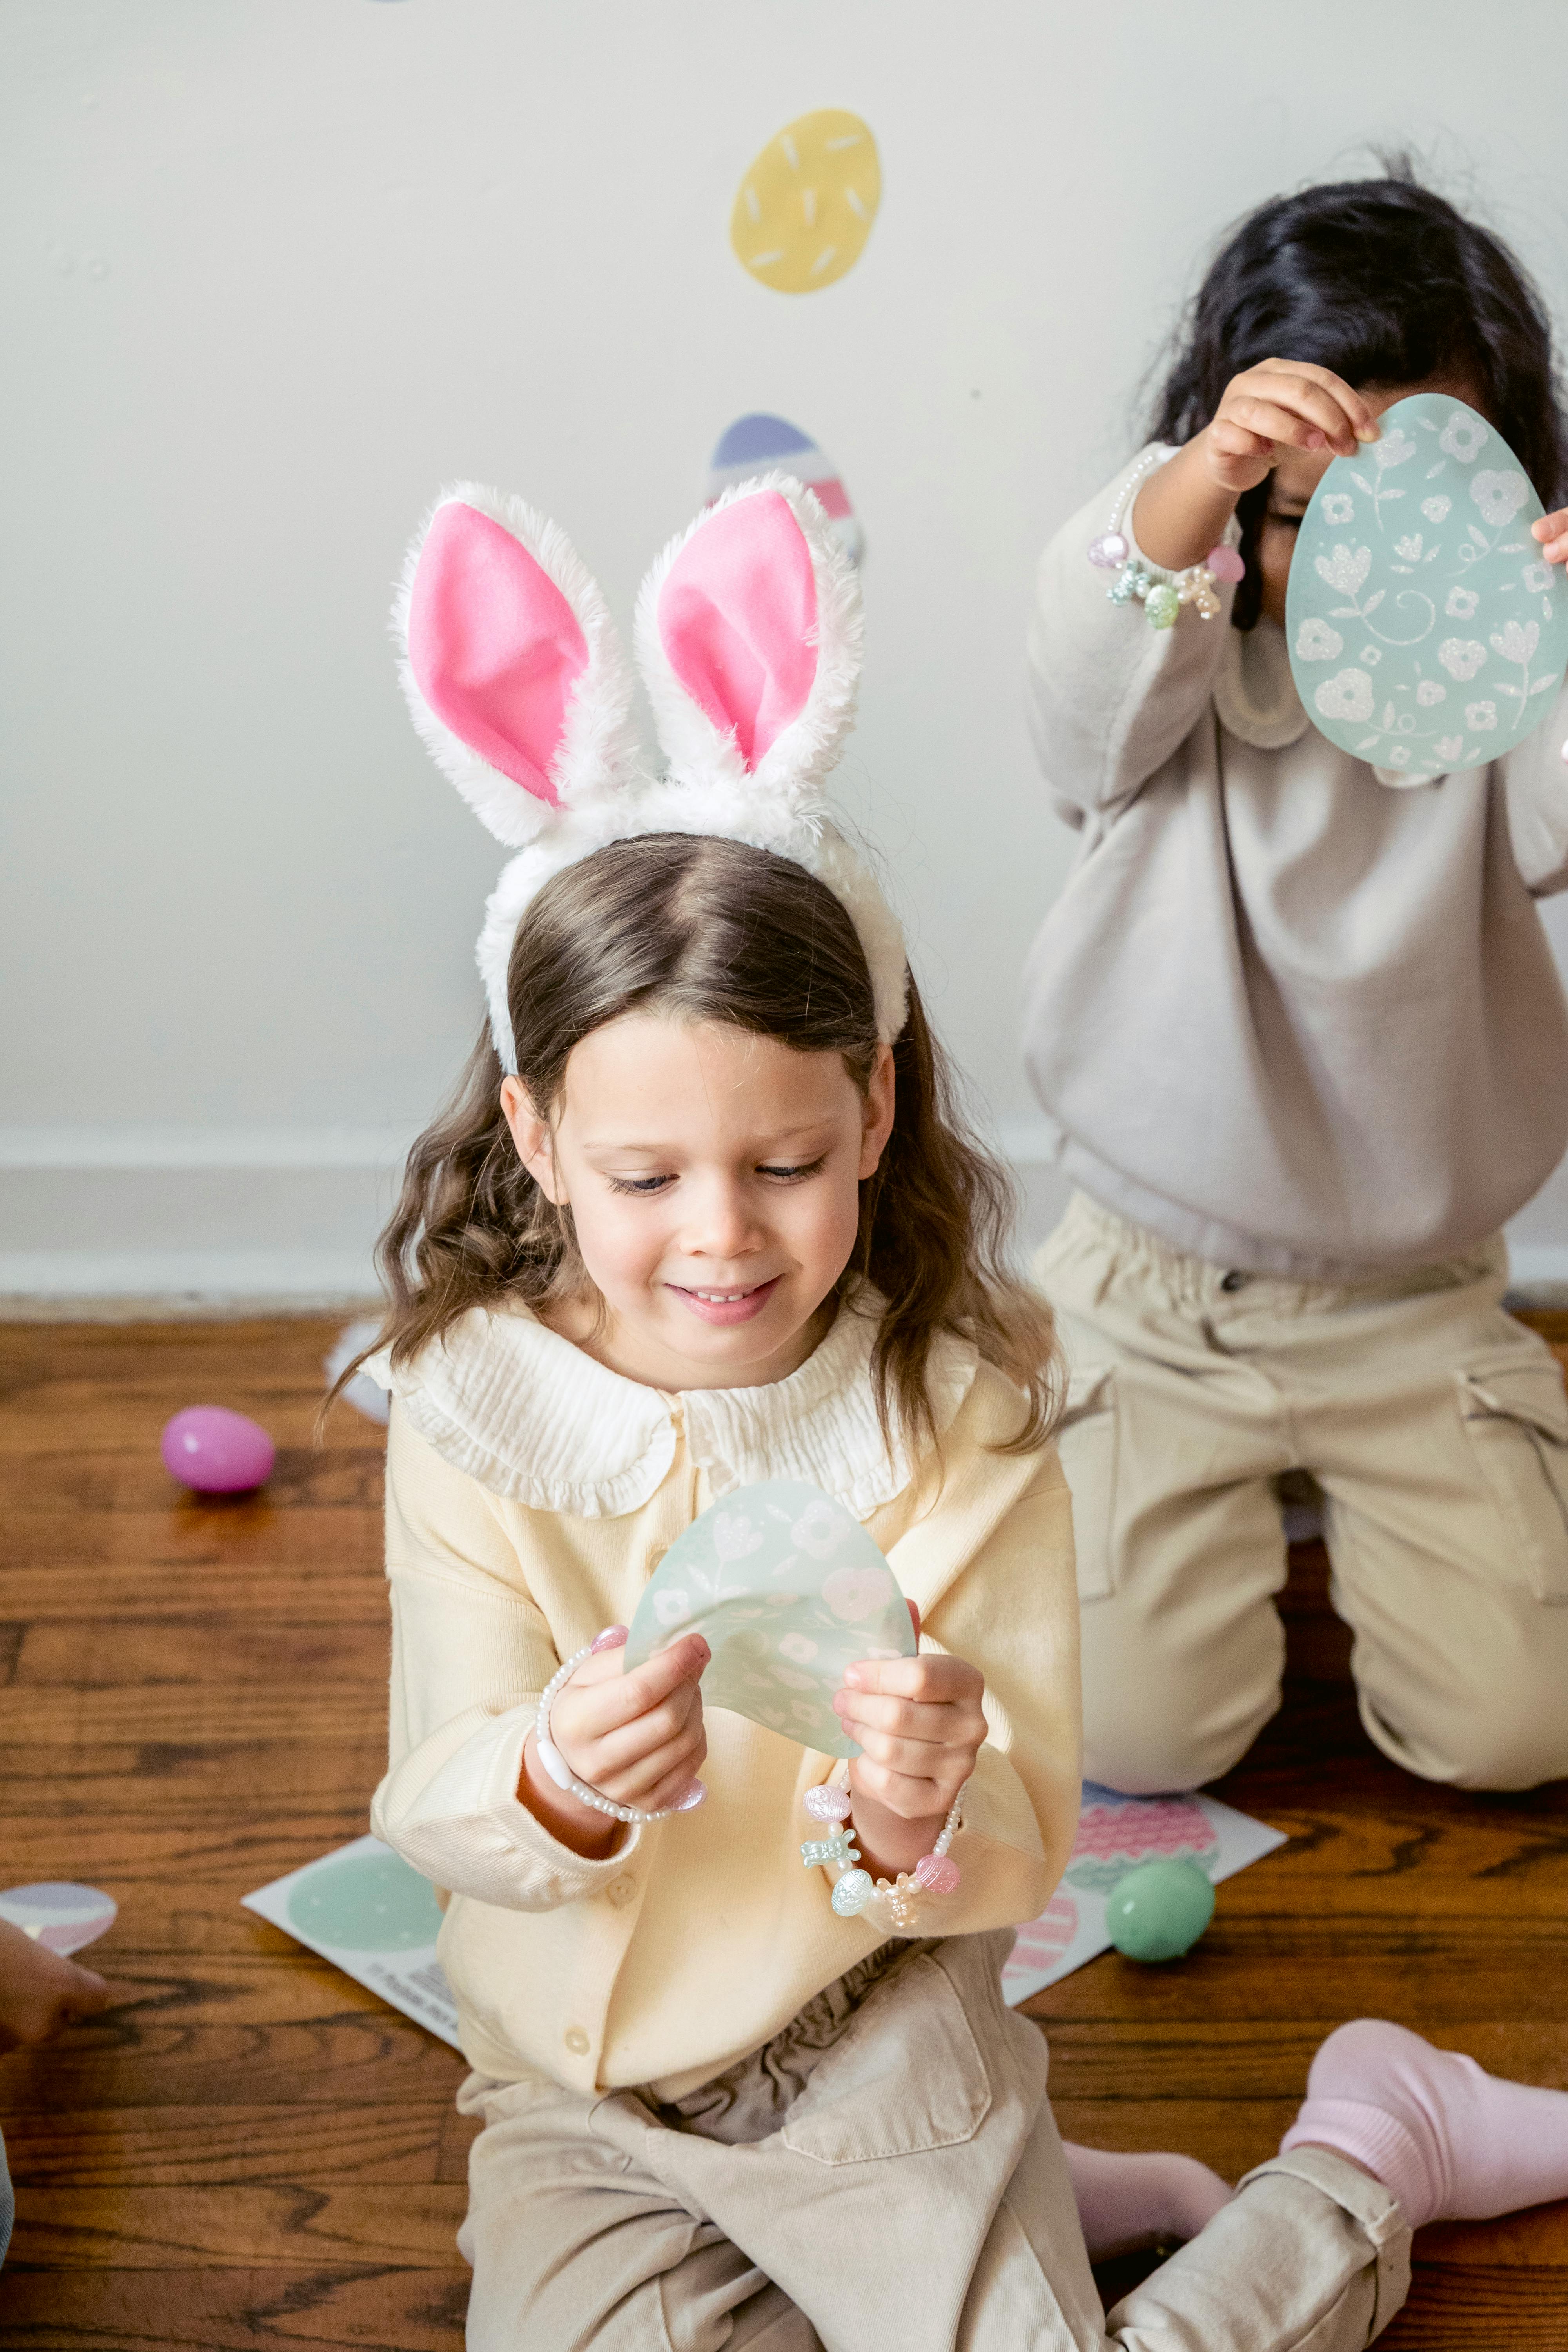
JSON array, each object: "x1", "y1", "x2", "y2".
[
  {"x1": 1063, "y1": 2142, "x2": 1233, "y2": 2259},
  {"x1": 1281, "y1": 2019, "x2": 1568, "y2": 2230}
]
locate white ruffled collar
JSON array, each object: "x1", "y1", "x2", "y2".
[{"x1": 366, "y1": 1291, "x2": 977, "y2": 1522}]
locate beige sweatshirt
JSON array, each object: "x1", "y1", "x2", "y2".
[
  {"x1": 1022, "y1": 451, "x2": 1568, "y2": 1279},
  {"x1": 365, "y1": 1296, "x2": 1080, "y2": 2099}
]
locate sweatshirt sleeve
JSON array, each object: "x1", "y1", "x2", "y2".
[
  {"x1": 369, "y1": 1405, "x2": 640, "y2": 1911},
  {"x1": 1501, "y1": 678, "x2": 1568, "y2": 895},
  {"x1": 864, "y1": 1450, "x2": 1080, "y2": 1941},
  {"x1": 1027, "y1": 446, "x2": 1239, "y2": 826}
]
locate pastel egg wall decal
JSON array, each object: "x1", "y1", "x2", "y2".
[
  {"x1": 0, "y1": 1880, "x2": 118, "y2": 1955},
  {"x1": 708, "y1": 415, "x2": 862, "y2": 565},
  {"x1": 1287, "y1": 392, "x2": 1568, "y2": 785},
  {"x1": 1106, "y1": 1858, "x2": 1216, "y2": 1963},
  {"x1": 160, "y1": 1404, "x2": 276, "y2": 1493},
  {"x1": 730, "y1": 109, "x2": 880, "y2": 294}
]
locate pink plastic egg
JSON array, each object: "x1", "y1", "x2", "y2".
[{"x1": 160, "y1": 1405, "x2": 275, "y2": 1494}]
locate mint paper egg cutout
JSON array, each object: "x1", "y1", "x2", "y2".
[
  {"x1": 1287, "y1": 393, "x2": 1568, "y2": 784},
  {"x1": 624, "y1": 1479, "x2": 915, "y2": 1759},
  {"x1": 286, "y1": 1847, "x2": 444, "y2": 1953}
]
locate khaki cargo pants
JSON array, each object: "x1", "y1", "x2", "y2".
[
  {"x1": 456, "y1": 1929, "x2": 1408, "y2": 2350},
  {"x1": 1039, "y1": 1192, "x2": 1568, "y2": 1795}
]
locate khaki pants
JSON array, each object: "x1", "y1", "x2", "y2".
[
  {"x1": 457, "y1": 1929, "x2": 1408, "y2": 2350},
  {"x1": 1038, "y1": 1192, "x2": 1568, "y2": 1795}
]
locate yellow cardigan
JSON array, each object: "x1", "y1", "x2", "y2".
[{"x1": 367, "y1": 1297, "x2": 1081, "y2": 2098}]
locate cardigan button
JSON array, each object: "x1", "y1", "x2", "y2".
[
  {"x1": 564, "y1": 2026, "x2": 590, "y2": 2056},
  {"x1": 607, "y1": 1875, "x2": 637, "y2": 1907}
]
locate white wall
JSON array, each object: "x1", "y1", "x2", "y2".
[{"x1": 5, "y1": 0, "x2": 1568, "y2": 1299}]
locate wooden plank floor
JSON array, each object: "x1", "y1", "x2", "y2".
[{"x1": 1, "y1": 1315, "x2": 1566, "y2": 2346}]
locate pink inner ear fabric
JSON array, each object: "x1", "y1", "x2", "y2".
[
  {"x1": 658, "y1": 491, "x2": 817, "y2": 770},
  {"x1": 409, "y1": 503, "x2": 589, "y2": 805}
]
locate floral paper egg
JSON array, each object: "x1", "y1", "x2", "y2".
[
  {"x1": 1064, "y1": 1782, "x2": 1219, "y2": 1895},
  {"x1": 1287, "y1": 392, "x2": 1568, "y2": 785}
]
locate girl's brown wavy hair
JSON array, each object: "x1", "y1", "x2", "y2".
[{"x1": 339, "y1": 833, "x2": 1062, "y2": 1458}]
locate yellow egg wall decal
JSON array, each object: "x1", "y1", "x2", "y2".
[{"x1": 730, "y1": 109, "x2": 881, "y2": 294}]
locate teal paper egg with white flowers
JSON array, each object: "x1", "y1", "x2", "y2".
[
  {"x1": 1286, "y1": 392, "x2": 1568, "y2": 784},
  {"x1": 624, "y1": 1479, "x2": 915, "y2": 1759}
]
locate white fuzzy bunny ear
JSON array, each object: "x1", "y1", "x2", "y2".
[
  {"x1": 395, "y1": 482, "x2": 638, "y2": 849},
  {"x1": 633, "y1": 474, "x2": 861, "y2": 813}
]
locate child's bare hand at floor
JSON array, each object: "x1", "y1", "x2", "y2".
[{"x1": 0, "y1": 1915, "x2": 126, "y2": 2052}]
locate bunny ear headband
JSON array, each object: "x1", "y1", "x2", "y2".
[{"x1": 394, "y1": 473, "x2": 907, "y2": 1073}]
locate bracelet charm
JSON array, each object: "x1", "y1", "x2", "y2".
[
  {"x1": 1088, "y1": 450, "x2": 1244, "y2": 629},
  {"x1": 802, "y1": 1780, "x2": 968, "y2": 1929}
]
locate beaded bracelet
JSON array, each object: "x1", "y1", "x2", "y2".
[
  {"x1": 1087, "y1": 450, "x2": 1244, "y2": 629},
  {"x1": 800, "y1": 1781, "x2": 966, "y2": 1933},
  {"x1": 532, "y1": 1626, "x2": 708, "y2": 1827}
]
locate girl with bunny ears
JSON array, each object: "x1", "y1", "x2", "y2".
[{"x1": 347, "y1": 475, "x2": 1568, "y2": 2346}]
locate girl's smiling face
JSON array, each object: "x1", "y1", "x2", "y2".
[
  {"x1": 501, "y1": 1013, "x2": 895, "y2": 1393},
  {"x1": 1257, "y1": 373, "x2": 1483, "y2": 627}
]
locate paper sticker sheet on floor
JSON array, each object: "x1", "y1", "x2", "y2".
[
  {"x1": 244, "y1": 1835, "x2": 463, "y2": 2049},
  {"x1": 1000, "y1": 1787, "x2": 1286, "y2": 2005},
  {"x1": 708, "y1": 416, "x2": 862, "y2": 566},
  {"x1": 731, "y1": 109, "x2": 880, "y2": 293},
  {"x1": 247, "y1": 1792, "x2": 1285, "y2": 2046}
]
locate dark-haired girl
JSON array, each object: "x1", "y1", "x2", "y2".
[
  {"x1": 1025, "y1": 169, "x2": 1568, "y2": 1803},
  {"x1": 359, "y1": 465, "x2": 1568, "y2": 2345}
]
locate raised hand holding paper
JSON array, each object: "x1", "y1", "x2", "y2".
[
  {"x1": 1287, "y1": 392, "x2": 1568, "y2": 783},
  {"x1": 623, "y1": 1479, "x2": 915, "y2": 1759}
]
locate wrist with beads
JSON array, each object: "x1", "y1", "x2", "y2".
[
  {"x1": 1088, "y1": 450, "x2": 1244, "y2": 629},
  {"x1": 533, "y1": 1628, "x2": 708, "y2": 1828},
  {"x1": 799, "y1": 1780, "x2": 966, "y2": 1935}
]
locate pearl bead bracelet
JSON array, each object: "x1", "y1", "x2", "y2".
[
  {"x1": 800, "y1": 1780, "x2": 967, "y2": 1933},
  {"x1": 533, "y1": 1626, "x2": 707, "y2": 1828},
  {"x1": 1087, "y1": 448, "x2": 1244, "y2": 628}
]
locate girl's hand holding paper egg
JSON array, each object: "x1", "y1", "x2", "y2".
[{"x1": 835, "y1": 1601, "x2": 989, "y2": 1881}]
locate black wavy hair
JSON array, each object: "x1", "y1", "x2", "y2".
[{"x1": 1147, "y1": 163, "x2": 1567, "y2": 628}]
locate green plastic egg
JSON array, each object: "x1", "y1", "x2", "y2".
[{"x1": 1105, "y1": 1857, "x2": 1215, "y2": 1963}]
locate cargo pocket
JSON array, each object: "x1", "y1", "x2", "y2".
[
  {"x1": 1456, "y1": 1349, "x2": 1568, "y2": 1604},
  {"x1": 779, "y1": 1954, "x2": 990, "y2": 2165},
  {"x1": 1056, "y1": 1365, "x2": 1118, "y2": 1600}
]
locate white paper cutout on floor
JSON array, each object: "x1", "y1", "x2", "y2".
[
  {"x1": 0, "y1": 1881, "x2": 118, "y2": 1955},
  {"x1": 325, "y1": 1318, "x2": 391, "y2": 1426},
  {"x1": 243, "y1": 1834, "x2": 462, "y2": 2050},
  {"x1": 1002, "y1": 1784, "x2": 1286, "y2": 2005}
]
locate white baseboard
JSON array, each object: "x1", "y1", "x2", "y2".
[
  {"x1": 0, "y1": 1130, "x2": 397, "y2": 1310},
  {"x1": 3, "y1": 1122, "x2": 1566, "y2": 1310}
]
